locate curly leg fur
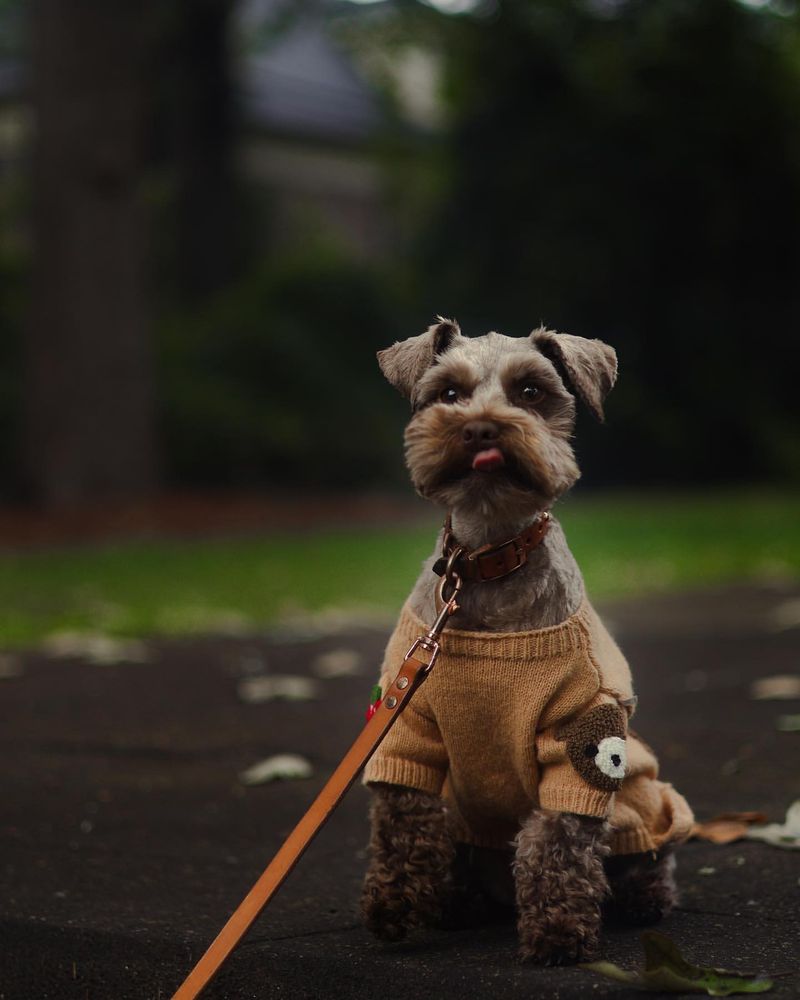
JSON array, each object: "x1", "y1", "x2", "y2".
[
  {"x1": 604, "y1": 848, "x2": 677, "y2": 926},
  {"x1": 361, "y1": 783, "x2": 456, "y2": 942},
  {"x1": 513, "y1": 809, "x2": 610, "y2": 965}
]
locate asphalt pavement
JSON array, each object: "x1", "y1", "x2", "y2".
[{"x1": 2, "y1": 582, "x2": 799, "y2": 1000}]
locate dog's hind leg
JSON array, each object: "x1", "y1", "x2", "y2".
[
  {"x1": 513, "y1": 809, "x2": 610, "y2": 964},
  {"x1": 361, "y1": 783, "x2": 456, "y2": 941},
  {"x1": 603, "y1": 847, "x2": 677, "y2": 926}
]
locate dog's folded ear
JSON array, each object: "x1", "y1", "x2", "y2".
[
  {"x1": 531, "y1": 328, "x2": 618, "y2": 422},
  {"x1": 377, "y1": 317, "x2": 461, "y2": 400}
]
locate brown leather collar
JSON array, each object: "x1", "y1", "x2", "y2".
[{"x1": 432, "y1": 511, "x2": 551, "y2": 584}]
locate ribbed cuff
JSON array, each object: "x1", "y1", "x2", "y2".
[
  {"x1": 538, "y1": 785, "x2": 612, "y2": 818},
  {"x1": 363, "y1": 756, "x2": 445, "y2": 795},
  {"x1": 610, "y1": 827, "x2": 656, "y2": 855}
]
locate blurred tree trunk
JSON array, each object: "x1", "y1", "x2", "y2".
[
  {"x1": 24, "y1": 0, "x2": 157, "y2": 508},
  {"x1": 158, "y1": 0, "x2": 241, "y2": 299}
]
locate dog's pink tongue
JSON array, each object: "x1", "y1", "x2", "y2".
[{"x1": 472, "y1": 447, "x2": 505, "y2": 471}]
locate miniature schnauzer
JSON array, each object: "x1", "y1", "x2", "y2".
[{"x1": 360, "y1": 319, "x2": 692, "y2": 964}]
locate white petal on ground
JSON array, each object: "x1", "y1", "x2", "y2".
[
  {"x1": 750, "y1": 675, "x2": 800, "y2": 700},
  {"x1": 239, "y1": 754, "x2": 313, "y2": 786},
  {"x1": 40, "y1": 631, "x2": 152, "y2": 665},
  {"x1": 312, "y1": 648, "x2": 364, "y2": 679},
  {"x1": 237, "y1": 674, "x2": 319, "y2": 704},
  {"x1": 0, "y1": 654, "x2": 23, "y2": 679},
  {"x1": 768, "y1": 597, "x2": 800, "y2": 632},
  {"x1": 745, "y1": 800, "x2": 800, "y2": 850}
]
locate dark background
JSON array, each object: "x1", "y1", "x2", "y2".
[{"x1": 0, "y1": 0, "x2": 798, "y2": 510}]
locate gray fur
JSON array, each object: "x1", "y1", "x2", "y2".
[
  {"x1": 531, "y1": 327, "x2": 618, "y2": 422},
  {"x1": 377, "y1": 317, "x2": 462, "y2": 402},
  {"x1": 408, "y1": 515, "x2": 584, "y2": 630}
]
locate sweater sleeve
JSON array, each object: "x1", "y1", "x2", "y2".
[
  {"x1": 535, "y1": 697, "x2": 628, "y2": 818},
  {"x1": 363, "y1": 687, "x2": 449, "y2": 795}
]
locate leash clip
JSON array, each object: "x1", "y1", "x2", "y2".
[{"x1": 405, "y1": 548, "x2": 463, "y2": 674}]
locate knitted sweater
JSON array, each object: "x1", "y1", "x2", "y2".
[{"x1": 364, "y1": 599, "x2": 693, "y2": 855}]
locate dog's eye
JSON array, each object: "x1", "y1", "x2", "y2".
[
  {"x1": 440, "y1": 387, "x2": 460, "y2": 404},
  {"x1": 519, "y1": 381, "x2": 541, "y2": 404}
]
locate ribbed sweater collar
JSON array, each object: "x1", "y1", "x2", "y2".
[{"x1": 397, "y1": 600, "x2": 591, "y2": 662}]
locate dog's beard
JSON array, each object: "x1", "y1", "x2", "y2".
[{"x1": 404, "y1": 404, "x2": 579, "y2": 514}]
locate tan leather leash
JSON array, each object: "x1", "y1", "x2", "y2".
[{"x1": 170, "y1": 564, "x2": 465, "y2": 1000}]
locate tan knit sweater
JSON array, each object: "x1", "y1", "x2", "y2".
[{"x1": 364, "y1": 599, "x2": 693, "y2": 855}]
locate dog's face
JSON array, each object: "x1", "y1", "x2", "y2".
[{"x1": 378, "y1": 319, "x2": 617, "y2": 515}]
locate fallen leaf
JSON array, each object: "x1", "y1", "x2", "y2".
[
  {"x1": 237, "y1": 674, "x2": 319, "y2": 704},
  {"x1": 768, "y1": 597, "x2": 800, "y2": 632},
  {"x1": 0, "y1": 654, "x2": 23, "y2": 679},
  {"x1": 312, "y1": 648, "x2": 364, "y2": 679},
  {"x1": 776, "y1": 714, "x2": 800, "y2": 732},
  {"x1": 581, "y1": 930, "x2": 773, "y2": 995},
  {"x1": 238, "y1": 754, "x2": 313, "y2": 786},
  {"x1": 41, "y1": 631, "x2": 152, "y2": 665},
  {"x1": 691, "y1": 812, "x2": 769, "y2": 845},
  {"x1": 698, "y1": 866, "x2": 716, "y2": 876},
  {"x1": 236, "y1": 652, "x2": 268, "y2": 676},
  {"x1": 745, "y1": 800, "x2": 800, "y2": 850},
  {"x1": 750, "y1": 675, "x2": 800, "y2": 700}
]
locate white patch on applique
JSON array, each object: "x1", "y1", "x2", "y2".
[{"x1": 594, "y1": 736, "x2": 627, "y2": 780}]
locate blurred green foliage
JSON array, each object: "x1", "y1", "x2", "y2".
[
  {"x1": 154, "y1": 0, "x2": 800, "y2": 490},
  {"x1": 391, "y1": 0, "x2": 800, "y2": 486},
  {"x1": 157, "y1": 244, "x2": 408, "y2": 488},
  {"x1": 1, "y1": 0, "x2": 799, "y2": 498},
  {"x1": 0, "y1": 489, "x2": 797, "y2": 647}
]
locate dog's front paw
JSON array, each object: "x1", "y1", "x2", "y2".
[
  {"x1": 513, "y1": 809, "x2": 609, "y2": 965},
  {"x1": 361, "y1": 872, "x2": 413, "y2": 942},
  {"x1": 517, "y1": 907, "x2": 601, "y2": 965}
]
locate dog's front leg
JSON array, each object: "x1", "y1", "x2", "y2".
[
  {"x1": 361, "y1": 782, "x2": 456, "y2": 941},
  {"x1": 513, "y1": 808, "x2": 610, "y2": 964}
]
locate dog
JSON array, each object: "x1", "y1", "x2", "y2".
[{"x1": 360, "y1": 318, "x2": 693, "y2": 964}]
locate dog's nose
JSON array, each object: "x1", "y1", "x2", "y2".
[{"x1": 462, "y1": 421, "x2": 500, "y2": 449}]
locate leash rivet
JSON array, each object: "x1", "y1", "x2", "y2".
[
  {"x1": 385, "y1": 696, "x2": 398, "y2": 709},
  {"x1": 396, "y1": 676, "x2": 409, "y2": 690}
]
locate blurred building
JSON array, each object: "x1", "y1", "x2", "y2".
[
  {"x1": 238, "y1": 10, "x2": 388, "y2": 257},
  {"x1": 0, "y1": 3, "x2": 390, "y2": 260}
]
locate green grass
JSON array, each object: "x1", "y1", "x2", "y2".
[{"x1": 0, "y1": 489, "x2": 798, "y2": 648}]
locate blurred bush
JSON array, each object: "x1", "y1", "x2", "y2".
[{"x1": 157, "y1": 242, "x2": 409, "y2": 489}]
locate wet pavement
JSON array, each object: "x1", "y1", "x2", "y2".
[{"x1": 1, "y1": 582, "x2": 799, "y2": 999}]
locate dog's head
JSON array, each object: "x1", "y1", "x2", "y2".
[{"x1": 378, "y1": 318, "x2": 617, "y2": 514}]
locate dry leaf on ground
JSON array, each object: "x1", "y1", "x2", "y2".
[
  {"x1": 691, "y1": 812, "x2": 769, "y2": 845},
  {"x1": 0, "y1": 654, "x2": 23, "y2": 679},
  {"x1": 41, "y1": 631, "x2": 152, "y2": 665},
  {"x1": 312, "y1": 648, "x2": 364, "y2": 679},
  {"x1": 581, "y1": 930, "x2": 773, "y2": 995},
  {"x1": 237, "y1": 674, "x2": 319, "y2": 704},
  {"x1": 768, "y1": 597, "x2": 800, "y2": 632},
  {"x1": 238, "y1": 754, "x2": 313, "y2": 786},
  {"x1": 750, "y1": 675, "x2": 800, "y2": 700}
]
